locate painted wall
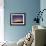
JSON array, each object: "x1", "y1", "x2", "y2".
[
  {"x1": 40, "y1": 0, "x2": 46, "y2": 27},
  {"x1": 0, "y1": 0, "x2": 4, "y2": 42},
  {"x1": 4, "y1": 0, "x2": 40, "y2": 42}
]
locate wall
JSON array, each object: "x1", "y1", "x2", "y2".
[
  {"x1": 4, "y1": 0, "x2": 40, "y2": 42},
  {"x1": 40, "y1": 0, "x2": 46, "y2": 27},
  {"x1": 0, "y1": 0, "x2": 4, "y2": 42}
]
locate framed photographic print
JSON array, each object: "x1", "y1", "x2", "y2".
[{"x1": 10, "y1": 13, "x2": 26, "y2": 26}]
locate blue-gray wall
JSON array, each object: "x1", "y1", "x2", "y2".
[
  {"x1": 40, "y1": 0, "x2": 46, "y2": 27},
  {"x1": 4, "y1": 0, "x2": 40, "y2": 42}
]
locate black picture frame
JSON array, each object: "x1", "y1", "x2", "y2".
[{"x1": 10, "y1": 13, "x2": 26, "y2": 26}]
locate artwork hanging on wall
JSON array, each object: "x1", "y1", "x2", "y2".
[{"x1": 10, "y1": 13, "x2": 26, "y2": 26}]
